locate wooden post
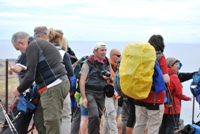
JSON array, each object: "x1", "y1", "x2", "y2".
[{"x1": 5, "y1": 59, "x2": 8, "y2": 113}]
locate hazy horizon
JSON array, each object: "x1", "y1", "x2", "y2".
[{"x1": 1, "y1": 40, "x2": 200, "y2": 59}]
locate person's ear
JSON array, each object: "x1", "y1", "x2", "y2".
[{"x1": 18, "y1": 40, "x2": 23, "y2": 46}]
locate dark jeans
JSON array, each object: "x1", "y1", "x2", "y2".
[
  {"x1": 159, "y1": 114, "x2": 179, "y2": 134},
  {"x1": 126, "y1": 97, "x2": 135, "y2": 128}
]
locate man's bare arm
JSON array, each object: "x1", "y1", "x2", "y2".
[
  {"x1": 8, "y1": 64, "x2": 24, "y2": 74},
  {"x1": 80, "y1": 74, "x2": 87, "y2": 108}
]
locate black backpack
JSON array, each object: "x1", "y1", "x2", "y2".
[{"x1": 73, "y1": 56, "x2": 92, "y2": 93}]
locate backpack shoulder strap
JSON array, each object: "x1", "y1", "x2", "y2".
[
  {"x1": 167, "y1": 72, "x2": 176, "y2": 95},
  {"x1": 85, "y1": 55, "x2": 95, "y2": 71},
  {"x1": 106, "y1": 57, "x2": 111, "y2": 70},
  {"x1": 168, "y1": 72, "x2": 176, "y2": 76},
  {"x1": 74, "y1": 55, "x2": 89, "y2": 79},
  {"x1": 156, "y1": 51, "x2": 163, "y2": 61}
]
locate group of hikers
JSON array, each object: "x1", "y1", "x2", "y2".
[{"x1": 0, "y1": 26, "x2": 198, "y2": 134}]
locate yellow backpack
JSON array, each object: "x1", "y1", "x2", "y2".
[{"x1": 119, "y1": 42, "x2": 156, "y2": 100}]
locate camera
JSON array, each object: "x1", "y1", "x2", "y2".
[{"x1": 100, "y1": 70, "x2": 111, "y2": 77}]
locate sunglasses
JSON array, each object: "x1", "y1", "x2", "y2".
[{"x1": 114, "y1": 54, "x2": 121, "y2": 57}]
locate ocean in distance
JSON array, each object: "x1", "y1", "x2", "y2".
[{"x1": 1, "y1": 40, "x2": 200, "y2": 125}]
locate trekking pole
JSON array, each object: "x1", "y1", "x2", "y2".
[
  {"x1": 14, "y1": 112, "x2": 21, "y2": 120},
  {"x1": 1, "y1": 103, "x2": 18, "y2": 134},
  {"x1": 192, "y1": 96, "x2": 195, "y2": 123},
  {"x1": 165, "y1": 85, "x2": 179, "y2": 130},
  {"x1": 0, "y1": 103, "x2": 18, "y2": 134},
  {"x1": 0, "y1": 103, "x2": 13, "y2": 133}
]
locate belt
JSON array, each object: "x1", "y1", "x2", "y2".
[{"x1": 38, "y1": 75, "x2": 67, "y2": 93}]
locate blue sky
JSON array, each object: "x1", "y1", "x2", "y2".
[{"x1": 0, "y1": 0, "x2": 200, "y2": 42}]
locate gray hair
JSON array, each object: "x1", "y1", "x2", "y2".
[
  {"x1": 34, "y1": 33, "x2": 39, "y2": 38},
  {"x1": 34, "y1": 33, "x2": 44, "y2": 38},
  {"x1": 11, "y1": 32, "x2": 30, "y2": 45}
]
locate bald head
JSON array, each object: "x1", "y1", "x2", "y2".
[
  {"x1": 110, "y1": 49, "x2": 121, "y2": 63},
  {"x1": 110, "y1": 49, "x2": 120, "y2": 56}
]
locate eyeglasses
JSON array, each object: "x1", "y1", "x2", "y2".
[{"x1": 114, "y1": 54, "x2": 121, "y2": 57}]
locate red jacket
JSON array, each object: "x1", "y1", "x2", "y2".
[
  {"x1": 139, "y1": 55, "x2": 168, "y2": 104},
  {"x1": 164, "y1": 68, "x2": 190, "y2": 114}
]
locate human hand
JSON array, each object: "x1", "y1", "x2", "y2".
[
  {"x1": 13, "y1": 88, "x2": 20, "y2": 97},
  {"x1": 8, "y1": 66, "x2": 13, "y2": 75},
  {"x1": 77, "y1": 104, "x2": 80, "y2": 108},
  {"x1": 185, "y1": 96, "x2": 192, "y2": 101},
  {"x1": 25, "y1": 89, "x2": 30, "y2": 93},
  {"x1": 82, "y1": 98, "x2": 88, "y2": 108},
  {"x1": 102, "y1": 75, "x2": 113, "y2": 81},
  {"x1": 189, "y1": 96, "x2": 194, "y2": 101}
]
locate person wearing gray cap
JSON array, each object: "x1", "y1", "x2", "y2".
[
  {"x1": 34, "y1": 26, "x2": 48, "y2": 40},
  {"x1": 6, "y1": 26, "x2": 49, "y2": 134},
  {"x1": 159, "y1": 57, "x2": 191, "y2": 134},
  {"x1": 11, "y1": 31, "x2": 70, "y2": 134}
]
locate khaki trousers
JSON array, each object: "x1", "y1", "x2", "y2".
[
  {"x1": 34, "y1": 79, "x2": 70, "y2": 134},
  {"x1": 133, "y1": 104, "x2": 164, "y2": 134}
]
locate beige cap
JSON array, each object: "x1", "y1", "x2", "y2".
[{"x1": 94, "y1": 42, "x2": 106, "y2": 50}]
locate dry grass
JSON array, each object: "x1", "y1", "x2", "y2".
[
  {"x1": 0, "y1": 73, "x2": 18, "y2": 104},
  {"x1": 0, "y1": 60, "x2": 19, "y2": 132},
  {"x1": 0, "y1": 61, "x2": 19, "y2": 103}
]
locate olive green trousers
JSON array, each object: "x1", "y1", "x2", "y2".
[{"x1": 34, "y1": 79, "x2": 70, "y2": 134}]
